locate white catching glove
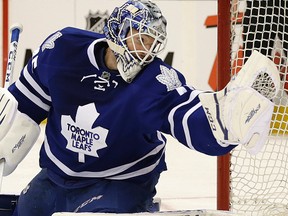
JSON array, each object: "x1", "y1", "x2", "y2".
[
  {"x1": 0, "y1": 88, "x2": 41, "y2": 176},
  {"x1": 199, "y1": 50, "x2": 280, "y2": 154}
]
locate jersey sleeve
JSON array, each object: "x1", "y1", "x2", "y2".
[
  {"x1": 8, "y1": 29, "x2": 65, "y2": 124},
  {"x1": 8, "y1": 27, "x2": 96, "y2": 124},
  {"x1": 161, "y1": 85, "x2": 235, "y2": 156},
  {"x1": 141, "y1": 61, "x2": 235, "y2": 156}
]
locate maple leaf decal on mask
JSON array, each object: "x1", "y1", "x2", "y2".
[
  {"x1": 61, "y1": 103, "x2": 108, "y2": 163},
  {"x1": 156, "y1": 65, "x2": 182, "y2": 91}
]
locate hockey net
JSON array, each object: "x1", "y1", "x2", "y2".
[{"x1": 217, "y1": 0, "x2": 288, "y2": 216}]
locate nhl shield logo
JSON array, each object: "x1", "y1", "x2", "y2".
[{"x1": 86, "y1": 10, "x2": 109, "y2": 34}]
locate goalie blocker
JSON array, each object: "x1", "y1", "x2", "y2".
[
  {"x1": 199, "y1": 50, "x2": 280, "y2": 155},
  {"x1": 0, "y1": 88, "x2": 40, "y2": 176}
]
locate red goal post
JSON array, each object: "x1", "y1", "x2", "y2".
[
  {"x1": 2, "y1": 0, "x2": 9, "y2": 87},
  {"x1": 217, "y1": 0, "x2": 288, "y2": 215},
  {"x1": 217, "y1": 0, "x2": 231, "y2": 212}
]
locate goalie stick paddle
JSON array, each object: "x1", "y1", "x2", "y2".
[{"x1": 0, "y1": 23, "x2": 23, "y2": 192}]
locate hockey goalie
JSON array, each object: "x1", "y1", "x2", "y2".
[
  {"x1": 0, "y1": 0, "x2": 280, "y2": 215},
  {"x1": 1, "y1": 48, "x2": 279, "y2": 215}
]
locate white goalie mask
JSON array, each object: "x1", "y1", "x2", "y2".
[{"x1": 103, "y1": 0, "x2": 167, "y2": 83}]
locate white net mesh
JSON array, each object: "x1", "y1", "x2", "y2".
[{"x1": 229, "y1": 0, "x2": 288, "y2": 215}]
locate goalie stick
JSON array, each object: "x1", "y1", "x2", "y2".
[
  {"x1": 4, "y1": 23, "x2": 23, "y2": 88},
  {"x1": 0, "y1": 23, "x2": 23, "y2": 192}
]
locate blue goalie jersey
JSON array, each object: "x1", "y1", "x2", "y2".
[{"x1": 9, "y1": 27, "x2": 234, "y2": 185}]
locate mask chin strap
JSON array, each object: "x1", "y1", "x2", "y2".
[
  {"x1": 106, "y1": 40, "x2": 143, "y2": 83},
  {"x1": 107, "y1": 39, "x2": 125, "y2": 55}
]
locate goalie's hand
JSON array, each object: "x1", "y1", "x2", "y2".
[{"x1": 199, "y1": 50, "x2": 280, "y2": 155}]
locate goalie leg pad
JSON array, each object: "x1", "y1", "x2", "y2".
[
  {"x1": 0, "y1": 88, "x2": 18, "y2": 141},
  {"x1": 0, "y1": 110, "x2": 40, "y2": 176}
]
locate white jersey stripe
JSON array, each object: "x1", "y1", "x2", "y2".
[
  {"x1": 107, "y1": 156, "x2": 163, "y2": 180},
  {"x1": 23, "y1": 66, "x2": 51, "y2": 101},
  {"x1": 15, "y1": 80, "x2": 50, "y2": 111},
  {"x1": 182, "y1": 102, "x2": 202, "y2": 149},
  {"x1": 87, "y1": 38, "x2": 106, "y2": 69},
  {"x1": 108, "y1": 131, "x2": 166, "y2": 179},
  {"x1": 44, "y1": 134, "x2": 166, "y2": 179},
  {"x1": 168, "y1": 89, "x2": 201, "y2": 138}
]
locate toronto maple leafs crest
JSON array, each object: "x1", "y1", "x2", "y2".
[
  {"x1": 86, "y1": 10, "x2": 109, "y2": 34},
  {"x1": 61, "y1": 103, "x2": 108, "y2": 163},
  {"x1": 156, "y1": 65, "x2": 182, "y2": 91}
]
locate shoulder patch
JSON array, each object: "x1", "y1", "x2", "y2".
[
  {"x1": 156, "y1": 65, "x2": 182, "y2": 91},
  {"x1": 41, "y1": 32, "x2": 62, "y2": 52}
]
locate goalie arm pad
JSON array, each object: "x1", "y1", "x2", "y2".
[{"x1": 0, "y1": 108, "x2": 40, "y2": 176}]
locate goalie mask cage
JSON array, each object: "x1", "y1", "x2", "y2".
[{"x1": 217, "y1": 0, "x2": 288, "y2": 216}]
